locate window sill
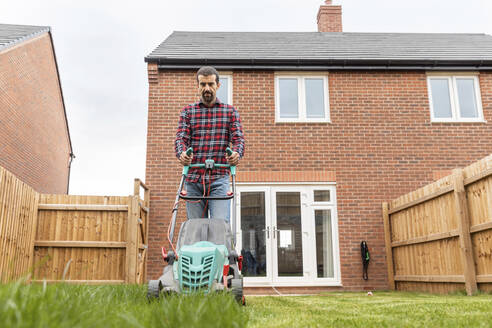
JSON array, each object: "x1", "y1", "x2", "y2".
[
  {"x1": 430, "y1": 119, "x2": 487, "y2": 124},
  {"x1": 244, "y1": 281, "x2": 342, "y2": 287},
  {"x1": 275, "y1": 120, "x2": 332, "y2": 124}
]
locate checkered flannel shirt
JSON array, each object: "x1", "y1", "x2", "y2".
[{"x1": 175, "y1": 98, "x2": 245, "y2": 183}]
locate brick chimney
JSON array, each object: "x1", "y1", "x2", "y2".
[{"x1": 317, "y1": 0, "x2": 342, "y2": 32}]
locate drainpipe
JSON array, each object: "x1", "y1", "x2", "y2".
[{"x1": 67, "y1": 152, "x2": 76, "y2": 194}]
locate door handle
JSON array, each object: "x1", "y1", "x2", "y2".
[
  {"x1": 273, "y1": 226, "x2": 277, "y2": 239},
  {"x1": 262, "y1": 226, "x2": 270, "y2": 239}
]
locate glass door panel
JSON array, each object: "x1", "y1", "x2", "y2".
[
  {"x1": 315, "y1": 209, "x2": 334, "y2": 278},
  {"x1": 240, "y1": 192, "x2": 267, "y2": 277},
  {"x1": 275, "y1": 192, "x2": 303, "y2": 276}
]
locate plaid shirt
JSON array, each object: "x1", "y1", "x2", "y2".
[{"x1": 175, "y1": 98, "x2": 245, "y2": 183}]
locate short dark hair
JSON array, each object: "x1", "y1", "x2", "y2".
[{"x1": 196, "y1": 66, "x2": 219, "y2": 84}]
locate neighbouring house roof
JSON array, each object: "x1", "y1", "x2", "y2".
[
  {"x1": 0, "y1": 23, "x2": 50, "y2": 52},
  {"x1": 145, "y1": 31, "x2": 492, "y2": 70}
]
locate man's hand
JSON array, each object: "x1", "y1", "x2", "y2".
[
  {"x1": 226, "y1": 151, "x2": 240, "y2": 166},
  {"x1": 179, "y1": 151, "x2": 193, "y2": 166}
]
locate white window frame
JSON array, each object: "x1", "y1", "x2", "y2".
[
  {"x1": 275, "y1": 73, "x2": 330, "y2": 123},
  {"x1": 218, "y1": 74, "x2": 233, "y2": 105},
  {"x1": 427, "y1": 73, "x2": 485, "y2": 123},
  {"x1": 309, "y1": 187, "x2": 339, "y2": 282}
]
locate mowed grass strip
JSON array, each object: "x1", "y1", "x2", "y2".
[
  {"x1": 246, "y1": 291, "x2": 492, "y2": 328},
  {"x1": 1, "y1": 282, "x2": 492, "y2": 328}
]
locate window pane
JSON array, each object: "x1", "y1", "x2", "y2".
[
  {"x1": 240, "y1": 192, "x2": 267, "y2": 277},
  {"x1": 314, "y1": 190, "x2": 330, "y2": 202},
  {"x1": 430, "y1": 79, "x2": 453, "y2": 118},
  {"x1": 315, "y1": 210, "x2": 334, "y2": 278},
  {"x1": 456, "y1": 78, "x2": 478, "y2": 118},
  {"x1": 279, "y1": 78, "x2": 299, "y2": 118},
  {"x1": 305, "y1": 78, "x2": 325, "y2": 118},
  {"x1": 276, "y1": 192, "x2": 303, "y2": 276},
  {"x1": 217, "y1": 77, "x2": 229, "y2": 104}
]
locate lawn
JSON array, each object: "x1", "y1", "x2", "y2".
[{"x1": 1, "y1": 281, "x2": 491, "y2": 328}]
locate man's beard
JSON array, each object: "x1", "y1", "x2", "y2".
[{"x1": 202, "y1": 91, "x2": 214, "y2": 104}]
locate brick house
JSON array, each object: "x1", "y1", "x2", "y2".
[
  {"x1": 0, "y1": 24, "x2": 73, "y2": 194},
  {"x1": 144, "y1": 1, "x2": 492, "y2": 293}
]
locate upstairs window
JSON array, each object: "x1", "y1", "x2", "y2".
[
  {"x1": 275, "y1": 75, "x2": 330, "y2": 122},
  {"x1": 427, "y1": 74, "x2": 484, "y2": 122},
  {"x1": 217, "y1": 74, "x2": 232, "y2": 105}
]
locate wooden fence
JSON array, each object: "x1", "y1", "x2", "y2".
[
  {"x1": 0, "y1": 167, "x2": 39, "y2": 283},
  {"x1": 383, "y1": 154, "x2": 492, "y2": 295},
  {"x1": 0, "y1": 165, "x2": 149, "y2": 284}
]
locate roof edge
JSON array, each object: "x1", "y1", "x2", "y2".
[
  {"x1": 0, "y1": 25, "x2": 51, "y2": 53},
  {"x1": 145, "y1": 57, "x2": 492, "y2": 70},
  {"x1": 46, "y1": 29, "x2": 74, "y2": 167},
  {"x1": 156, "y1": 64, "x2": 492, "y2": 71}
]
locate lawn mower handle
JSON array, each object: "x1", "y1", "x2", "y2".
[{"x1": 169, "y1": 147, "x2": 238, "y2": 246}]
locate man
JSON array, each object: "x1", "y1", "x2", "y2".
[{"x1": 175, "y1": 66, "x2": 245, "y2": 222}]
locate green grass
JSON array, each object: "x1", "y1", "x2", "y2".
[
  {"x1": 245, "y1": 291, "x2": 492, "y2": 328},
  {"x1": 0, "y1": 280, "x2": 247, "y2": 328},
  {"x1": 1, "y1": 281, "x2": 492, "y2": 328}
]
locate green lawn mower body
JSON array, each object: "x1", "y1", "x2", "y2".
[{"x1": 178, "y1": 241, "x2": 229, "y2": 292}]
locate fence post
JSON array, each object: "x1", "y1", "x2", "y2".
[
  {"x1": 143, "y1": 187, "x2": 150, "y2": 282},
  {"x1": 27, "y1": 192, "x2": 40, "y2": 282},
  {"x1": 452, "y1": 168, "x2": 477, "y2": 295},
  {"x1": 132, "y1": 178, "x2": 150, "y2": 283},
  {"x1": 126, "y1": 195, "x2": 139, "y2": 283},
  {"x1": 134, "y1": 179, "x2": 140, "y2": 198},
  {"x1": 382, "y1": 202, "x2": 395, "y2": 290}
]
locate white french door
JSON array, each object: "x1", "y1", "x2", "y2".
[
  {"x1": 235, "y1": 184, "x2": 340, "y2": 286},
  {"x1": 235, "y1": 186, "x2": 272, "y2": 284},
  {"x1": 271, "y1": 187, "x2": 309, "y2": 284}
]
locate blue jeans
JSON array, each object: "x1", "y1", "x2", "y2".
[{"x1": 185, "y1": 176, "x2": 231, "y2": 222}]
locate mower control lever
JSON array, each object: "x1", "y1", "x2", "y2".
[{"x1": 205, "y1": 159, "x2": 215, "y2": 170}]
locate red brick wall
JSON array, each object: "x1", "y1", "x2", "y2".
[
  {"x1": 145, "y1": 67, "x2": 492, "y2": 290},
  {"x1": 317, "y1": 2, "x2": 342, "y2": 33},
  {"x1": 0, "y1": 33, "x2": 71, "y2": 194}
]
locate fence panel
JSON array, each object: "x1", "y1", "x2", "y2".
[
  {"x1": 384, "y1": 154, "x2": 492, "y2": 295},
  {"x1": 0, "y1": 165, "x2": 148, "y2": 285},
  {"x1": 0, "y1": 167, "x2": 39, "y2": 282},
  {"x1": 463, "y1": 155, "x2": 492, "y2": 293},
  {"x1": 33, "y1": 194, "x2": 130, "y2": 284}
]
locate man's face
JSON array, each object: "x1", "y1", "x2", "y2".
[{"x1": 198, "y1": 74, "x2": 220, "y2": 105}]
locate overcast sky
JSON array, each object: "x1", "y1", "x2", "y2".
[{"x1": 2, "y1": 0, "x2": 492, "y2": 196}]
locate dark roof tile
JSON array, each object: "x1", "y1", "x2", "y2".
[{"x1": 146, "y1": 31, "x2": 492, "y2": 66}]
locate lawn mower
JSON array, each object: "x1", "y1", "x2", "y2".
[{"x1": 147, "y1": 147, "x2": 245, "y2": 305}]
